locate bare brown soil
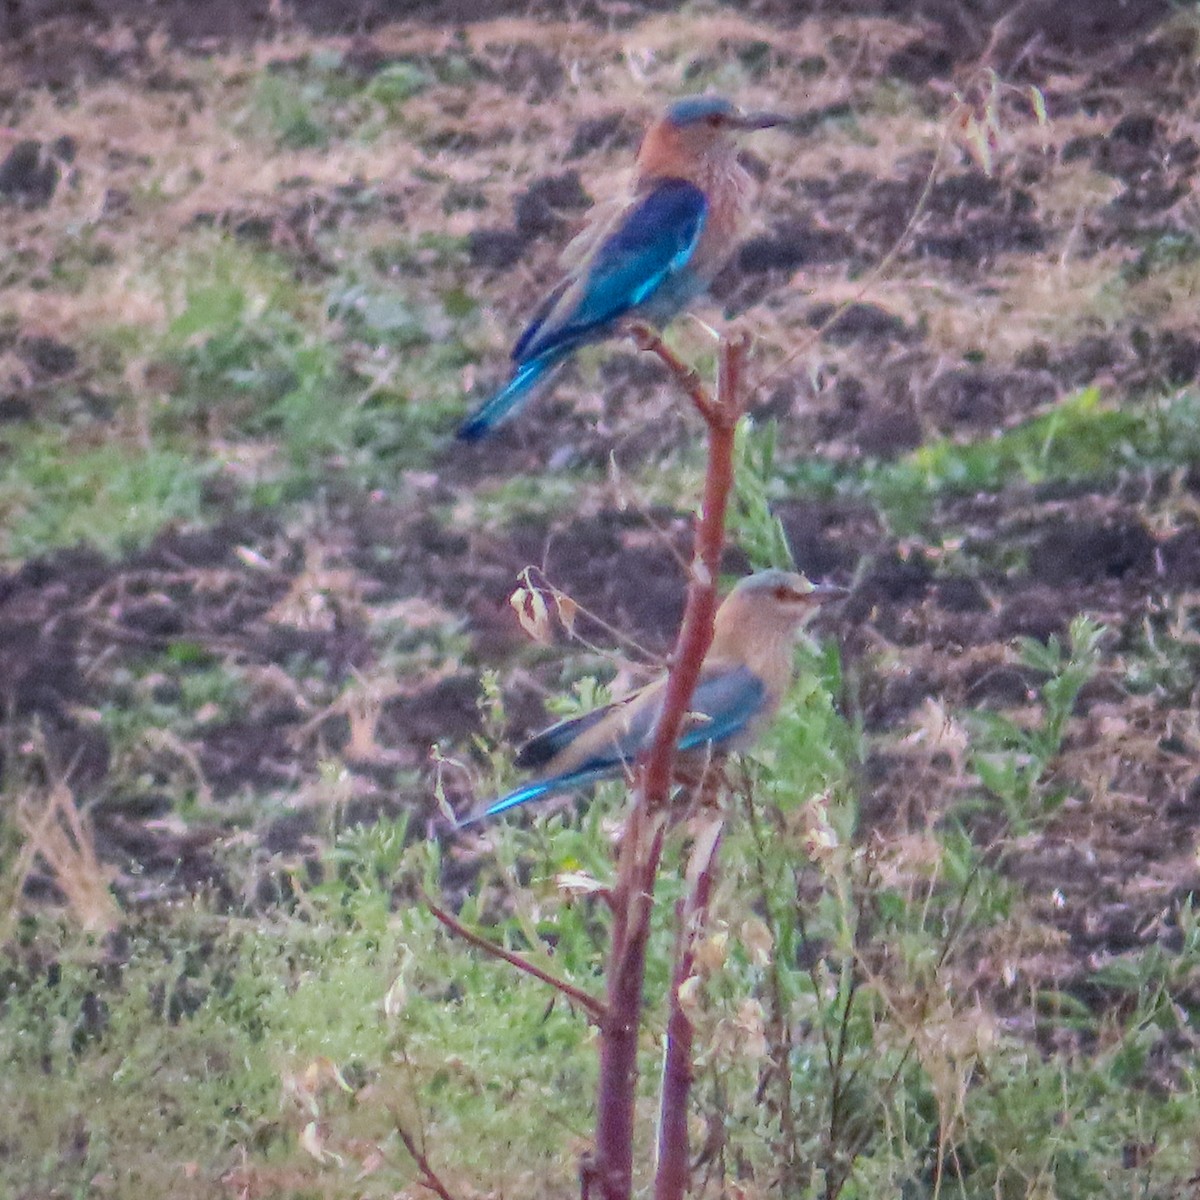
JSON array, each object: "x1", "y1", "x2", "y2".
[{"x1": 3, "y1": 0, "x2": 1200, "y2": 1007}]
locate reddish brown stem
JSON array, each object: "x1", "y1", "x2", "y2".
[
  {"x1": 588, "y1": 332, "x2": 750, "y2": 1200},
  {"x1": 395, "y1": 1122, "x2": 460, "y2": 1200},
  {"x1": 642, "y1": 332, "x2": 747, "y2": 809},
  {"x1": 655, "y1": 817, "x2": 724, "y2": 1200},
  {"x1": 426, "y1": 894, "x2": 606, "y2": 1024},
  {"x1": 590, "y1": 801, "x2": 667, "y2": 1200},
  {"x1": 626, "y1": 322, "x2": 717, "y2": 423}
]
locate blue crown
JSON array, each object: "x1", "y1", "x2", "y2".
[{"x1": 665, "y1": 95, "x2": 737, "y2": 127}]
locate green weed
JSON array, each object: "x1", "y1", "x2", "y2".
[
  {"x1": 252, "y1": 70, "x2": 331, "y2": 148},
  {"x1": 1125, "y1": 598, "x2": 1200, "y2": 706},
  {"x1": 1124, "y1": 231, "x2": 1200, "y2": 284},
  {"x1": 730, "y1": 419, "x2": 799, "y2": 570},
  {"x1": 967, "y1": 615, "x2": 1106, "y2": 833}
]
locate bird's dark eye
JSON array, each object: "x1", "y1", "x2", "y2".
[
  {"x1": 772, "y1": 585, "x2": 794, "y2": 601},
  {"x1": 707, "y1": 113, "x2": 724, "y2": 127}
]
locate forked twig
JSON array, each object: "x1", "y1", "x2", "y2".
[
  {"x1": 395, "y1": 1120, "x2": 461, "y2": 1200},
  {"x1": 426, "y1": 893, "x2": 606, "y2": 1023},
  {"x1": 625, "y1": 321, "x2": 720, "y2": 424},
  {"x1": 641, "y1": 331, "x2": 748, "y2": 817}
]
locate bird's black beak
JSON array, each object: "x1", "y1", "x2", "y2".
[
  {"x1": 733, "y1": 109, "x2": 794, "y2": 131},
  {"x1": 806, "y1": 582, "x2": 850, "y2": 603}
]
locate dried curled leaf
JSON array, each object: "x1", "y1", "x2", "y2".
[
  {"x1": 677, "y1": 973, "x2": 703, "y2": 1016},
  {"x1": 555, "y1": 593, "x2": 579, "y2": 635},
  {"x1": 384, "y1": 974, "x2": 408, "y2": 1020},
  {"x1": 740, "y1": 916, "x2": 773, "y2": 967},
  {"x1": 734, "y1": 998, "x2": 768, "y2": 1060},
  {"x1": 799, "y1": 792, "x2": 839, "y2": 866},
  {"x1": 510, "y1": 585, "x2": 552, "y2": 643},
  {"x1": 300, "y1": 1121, "x2": 328, "y2": 1163},
  {"x1": 694, "y1": 930, "x2": 729, "y2": 973},
  {"x1": 556, "y1": 869, "x2": 609, "y2": 897},
  {"x1": 1029, "y1": 85, "x2": 1048, "y2": 126}
]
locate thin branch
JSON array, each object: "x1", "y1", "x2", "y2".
[
  {"x1": 826, "y1": 951, "x2": 862, "y2": 1195},
  {"x1": 518, "y1": 564, "x2": 662, "y2": 665},
  {"x1": 395, "y1": 1120, "x2": 461, "y2": 1200},
  {"x1": 625, "y1": 321, "x2": 719, "y2": 423},
  {"x1": 426, "y1": 894, "x2": 606, "y2": 1024}
]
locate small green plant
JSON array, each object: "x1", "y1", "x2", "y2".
[
  {"x1": 363, "y1": 62, "x2": 432, "y2": 113},
  {"x1": 249, "y1": 69, "x2": 331, "y2": 149},
  {"x1": 967, "y1": 615, "x2": 1106, "y2": 832},
  {"x1": 1125, "y1": 599, "x2": 1200, "y2": 705},
  {"x1": 1123, "y1": 230, "x2": 1200, "y2": 283},
  {"x1": 730, "y1": 420, "x2": 798, "y2": 570}
]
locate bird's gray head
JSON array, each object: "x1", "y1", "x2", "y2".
[
  {"x1": 709, "y1": 569, "x2": 846, "y2": 663},
  {"x1": 663, "y1": 94, "x2": 790, "y2": 133},
  {"x1": 726, "y1": 569, "x2": 847, "y2": 622}
]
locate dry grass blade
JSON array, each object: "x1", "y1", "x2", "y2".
[{"x1": 14, "y1": 783, "x2": 119, "y2": 934}]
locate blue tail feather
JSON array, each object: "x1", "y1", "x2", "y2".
[
  {"x1": 456, "y1": 356, "x2": 560, "y2": 442},
  {"x1": 458, "y1": 764, "x2": 618, "y2": 827}
]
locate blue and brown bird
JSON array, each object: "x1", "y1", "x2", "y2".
[
  {"x1": 460, "y1": 570, "x2": 844, "y2": 824},
  {"x1": 456, "y1": 95, "x2": 789, "y2": 441}
]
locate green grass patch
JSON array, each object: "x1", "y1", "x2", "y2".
[
  {"x1": 4, "y1": 611, "x2": 1199, "y2": 1199},
  {"x1": 153, "y1": 238, "x2": 475, "y2": 495},
  {"x1": 754, "y1": 388, "x2": 1200, "y2": 533},
  {"x1": 99, "y1": 653, "x2": 251, "y2": 769},
  {"x1": 0, "y1": 834, "x2": 599, "y2": 1200},
  {"x1": 0, "y1": 428, "x2": 210, "y2": 560},
  {"x1": 880, "y1": 386, "x2": 1200, "y2": 502},
  {"x1": 241, "y1": 51, "x2": 434, "y2": 149}
]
